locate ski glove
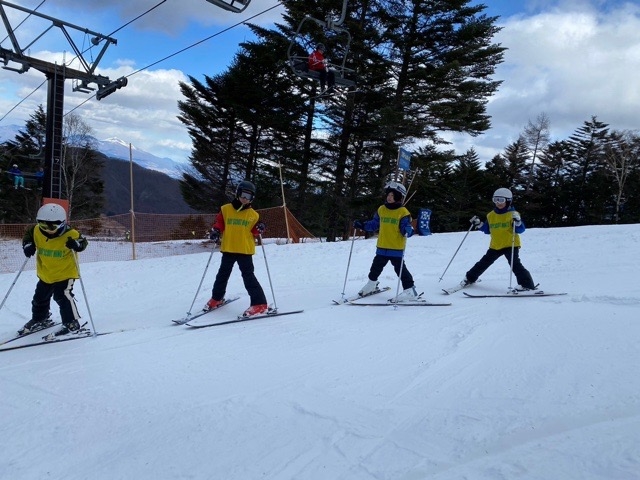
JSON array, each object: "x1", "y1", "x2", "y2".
[
  {"x1": 353, "y1": 220, "x2": 365, "y2": 230},
  {"x1": 255, "y1": 222, "x2": 266, "y2": 235},
  {"x1": 209, "y1": 228, "x2": 221, "y2": 242},
  {"x1": 512, "y1": 211, "x2": 522, "y2": 226},
  {"x1": 470, "y1": 216, "x2": 483, "y2": 229},
  {"x1": 66, "y1": 237, "x2": 83, "y2": 252},
  {"x1": 402, "y1": 225, "x2": 414, "y2": 238},
  {"x1": 23, "y1": 242, "x2": 36, "y2": 258}
]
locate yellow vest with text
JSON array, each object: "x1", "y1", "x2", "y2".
[
  {"x1": 376, "y1": 205, "x2": 411, "y2": 250},
  {"x1": 487, "y1": 210, "x2": 521, "y2": 249},
  {"x1": 220, "y1": 203, "x2": 259, "y2": 255},
  {"x1": 33, "y1": 227, "x2": 83, "y2": 283}
]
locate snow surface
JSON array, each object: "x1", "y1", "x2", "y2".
[{"x1": 1, "y1": 224, "x2": 639, "y2": 480}]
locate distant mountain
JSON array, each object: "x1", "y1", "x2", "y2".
[
  {"x1": 1, "y1": 124, "x2": 199, "y2": 215},
  {"x1": 99, "y1": 151, "x2": 198, "y2": 215},
  {"x1": 95, "y1": 137, "x2": 185, "y2": 179},
  {"x1": 0, "y1": 124, "x2": 186, "y2": 179}
]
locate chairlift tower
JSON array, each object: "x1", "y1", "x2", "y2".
[{"x1": 0, "y1": 1, "x2": 123, "y2": 200}]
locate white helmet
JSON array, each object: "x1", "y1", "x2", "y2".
[
  {"x1": 37, "y1": 203, "x2": 67, "y2": 222},
  {"x1": 36, "y1": 203, "x2": 67, "y2": 233},
  {"x1": 493, "y1": 187, "x2": 512, "y2": 201},
  {"x1": 384, "y1": 181, "x2": 407, "y2": 198}
]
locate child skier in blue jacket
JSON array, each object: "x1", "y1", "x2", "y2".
[
  {"x1": 462, "y1": 187, "x2": 536, "y2": 290},
  {"x1": 353, "y1": 181, "x2": 418, "y2": 302}
]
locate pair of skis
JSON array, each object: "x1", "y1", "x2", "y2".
[
  {"x1": 172, "y1": 297, "x2": 303, "y2": 329},
  {"x1": 334, "y1": 287, "x2": 451, "y2": 307},
  {"x1": 0, "y1": 322, "x2": 105, "y2": 352},
  {"x1": 442, "y1": 281, "x2": 566, "y2": 298}
]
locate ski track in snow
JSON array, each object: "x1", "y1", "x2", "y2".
[{"x1": 0, "y1": 224, "x2": 639, "y2": 479}]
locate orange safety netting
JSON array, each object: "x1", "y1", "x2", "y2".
[{"x1": 0, "y1": 207, "x2": 316, "y2": 273}]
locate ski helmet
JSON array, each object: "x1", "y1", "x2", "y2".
[
  {"x1": 384, "y1": 181, "x2": 407, "y2": 201},
  {"x1": 236, "y1": 180, "x2": 256, "y2": 201},
  {"x1": 36, "y1": 203, "x2": 67, "y2": 233},
  {"x1": 492, "y1": 187, "x2": 512, "y2": 202},
  {"x1": 316, "y1": 43, "x2": 325, "y2": 51}
]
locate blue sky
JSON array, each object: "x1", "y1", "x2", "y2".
[{"x1": 1, "y1": 0, "x2": 639, "y2": 166}]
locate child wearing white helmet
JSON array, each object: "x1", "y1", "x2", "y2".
[
  {"x1": 463, "y1": 188, "x2": 536, "y2": 290},
  {"x1": 18, "y1": 203, "x2": 89, "y2": 337},
  {"x1": 353, "y1": 181, "x2": 419, "y2": 302}
]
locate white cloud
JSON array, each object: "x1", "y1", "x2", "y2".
[
  {"x1": 461, "y1": 1, "x2": 640, "y2": 162},
  {"x1": 47, "y1": 0, "x2": 285, "y2": 33},
  {"x1": 4, "y1": 1, "x2": 638, "y2": 166},
  {"x1": 0, "y1": 56, "x2": 191, "y2": 162}
]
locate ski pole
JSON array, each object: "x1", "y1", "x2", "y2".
[
  {"x1": 259, "y1": 234, "x2": 278, "y2": 312},
  {"x1": 185, "y1": 246, "x2": 217, "y2": 319},
  {"x1": 72, "y1": 251, "x2": 97, "y2": 338},
  {"x1": 508, "y1": 220, "x2": 517, "y2": 292},
  {"x1": 0, "y1": 257, "x2": 29, "y2": 315},
  {"x1": 438, "y1": 223, "x2": 474, "y2": 282},
  {"x1": 340, "y1": 227, "x2": 357, "y2": 300},
  {"x1": 392, "y1": 235, "x2": 409, "y2": 308}
]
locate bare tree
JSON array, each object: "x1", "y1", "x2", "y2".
[
  {"x1": 522, "y1": 113, "x2": 551, "y2": 192},
  {"x1": 62, "y1": 113, "x2": 98, "y2": 217},
  {"x1": 603, "y1": 130, "x2": 640, "y2": 223}
]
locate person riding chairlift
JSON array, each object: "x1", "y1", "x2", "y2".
[{"x1": 308, "y1": 43, "x2": 336, "y2": 95}]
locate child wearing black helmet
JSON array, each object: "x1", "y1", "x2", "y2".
[
  {"x1": 462, "y1": 187, "x2": 536, "y2": 290},
  {"x1": 353, "y1": 181, "x2": 418, "y2": 302},
  {"x1": 205, "y1": 180, "x2": 269, "y2": 317},
  {"x1": 18, "y1": 203, "x2": 88, "y2": 337}
]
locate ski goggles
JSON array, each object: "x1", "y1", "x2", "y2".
[
  {"x1": 37, "y1": 220, "x2": 64, "y2": 232},
  {"x1": 239, "y1": 191, "x2": 254, "y2": 201},
  {"x1": 492, "y1": 196, "x2": 507, "y2": 204}
]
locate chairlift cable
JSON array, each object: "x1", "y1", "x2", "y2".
[
  {"x1": 0, "y1": 0, "x2": 47, "y2": 47},
  {"x1": 2, "y1": 1, "x2": 283, "y2": 122},
  {"x1": 66, "y1": 2, "x2": 284, "y2": 116}
]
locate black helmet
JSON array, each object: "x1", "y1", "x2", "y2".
[
  {"x1": 316, "y1": 43, "x2": 325, "y2": 51},
  {"x1": 236, "y1": 180, "x2": 256, "y2": 201}
]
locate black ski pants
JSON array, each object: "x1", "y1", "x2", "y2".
[
  {"x1": 368, "y1": 254, "x2": 414, "y2": 290},
  {"x1": 31, "y1": 278, "x2": 81, "y2": 326},
  {"x1": 466, "y1": 247, "x2": 535, "y2": 289},
  {"x1": 212, "y1": 253, "x2": 267, "y2": 306}
]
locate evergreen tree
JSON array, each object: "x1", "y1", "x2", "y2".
[
  {"x1": 565, "y1": 117, "x2": 611, "y2": 224},
  {"x1": 531, "y1": 140, "x2": 572, "y2": 226},
  {"x1": 177, "y1": 0, "x2": 506, "y2": 237},
  {"x1": 1, "y1": 106, "x2": 103, "y2": 222},
  {"x1": 1, "y1": 106, "x2": 48, "y2": 222}
]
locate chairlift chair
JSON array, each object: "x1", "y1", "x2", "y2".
[
  {"x1": 286, "y1": 2, "x2": 357, "y2": 89},
  {"x1": 205, "y1": 0, "x2": 251, "y2": 13}
]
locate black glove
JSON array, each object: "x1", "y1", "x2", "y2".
[
  {"x1": 23, "y1": 242, "x2": 36, "y2": 258},
  {"x1": 353, "y1": 220, "x2": 365, "y2": 230},
  {"x1": 65, "y1": 237, "x2": 82, "y2": 252},
  {"x1": 255, "y1": 222, "x2": 266, "y2": 235},
  {"x1": 209, "y1": 228, "x2": 221, "y2": 242}
]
